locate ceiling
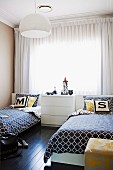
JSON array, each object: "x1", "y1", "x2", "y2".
[{"x1": 0, "y1": 0, "x2": 113, "y2": 28}]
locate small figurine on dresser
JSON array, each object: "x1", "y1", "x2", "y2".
[
  {"x1": 52, "y1": 86, "x2": 57, "y2": 95},
  {"x1": 61, "y1": 77, "x2": 69, "y2": 95},
  {"x1": 46, "y1": 86, "x2": 57, "y2": 95}
]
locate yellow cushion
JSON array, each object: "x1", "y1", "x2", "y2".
[
  {"x1": 85, "y1": 100, "x2": 94, "y2": 112},
  {"x1": 85, "y1": 138, "x2": 113, "y2": 154},
  {"x1": 85, "y1": 138, "x2": 113, "y2": 170},
  {"x1": 27, "y1": 96, "x2": 37, "y2": 107}
]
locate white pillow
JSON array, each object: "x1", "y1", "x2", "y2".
[
  {"x1": 94, "y1": 100, "x2": 110, "y2": 112},
  {"x1": 15, "y1": 96, "x2": 27, "y2": 108}
]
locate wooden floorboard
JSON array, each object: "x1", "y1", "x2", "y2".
[{"x1": 1, "y1": 124, "x2": 84, "y2": 170}]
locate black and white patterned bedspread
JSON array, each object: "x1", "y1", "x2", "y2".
[
  {"x1": 44, "y1": 113, "x2": 113, "y2": 163},
  {"x1": 0, "y1": 107, "x2": 40, "y2": 135}
]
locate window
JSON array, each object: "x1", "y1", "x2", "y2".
[{"x1": 30, "y1": 37, "x2": 101, "y2": 94}]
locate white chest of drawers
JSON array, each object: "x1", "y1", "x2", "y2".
[{"x1": 41, "y1": 94, "x2": 75, "y2": 126}]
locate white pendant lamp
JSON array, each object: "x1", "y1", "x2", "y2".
[{"x1": 19, "y1": 2, "x2": 51, "y2": 38}]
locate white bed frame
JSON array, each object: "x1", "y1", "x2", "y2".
[{"x1": 51, "y1": 94, "x2": 113, "y2": 166}]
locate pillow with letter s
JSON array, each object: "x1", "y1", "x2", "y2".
[{"x1": 94, "y1": 100, "x2": 110, "y2": 113}]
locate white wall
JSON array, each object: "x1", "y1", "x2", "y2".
[{"x1": 0, "y1": 21, "x2": 14, "y2": 107}]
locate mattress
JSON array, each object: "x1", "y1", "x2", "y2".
[{"x1": 44, "y1": 113, "x2": 113, "y2": 163}]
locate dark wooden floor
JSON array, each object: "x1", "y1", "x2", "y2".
[{"x1": 0, "y1": 124, "x2": 84, "y2": 170}]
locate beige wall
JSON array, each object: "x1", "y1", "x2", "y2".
[{"x1": 0, "y1": 22, "x2": 14, "y2": 107}]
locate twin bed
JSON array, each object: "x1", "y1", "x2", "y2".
[
  {"x1": 44, "y1": 95, "x2": 113, "y2": 166},
  {"x1": 0, "y1": 93, "x2": 41, "y2": 135},
  {"x1": 1, "y1": 94, "x2": 113, "y2": 166}
]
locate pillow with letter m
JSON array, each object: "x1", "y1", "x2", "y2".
[
  {"x1": 14, "y1": 96, "x2": 27, "y2": 108},
  {"x1": 16, "y1": 94, "x2": 40, "y2": 107}
]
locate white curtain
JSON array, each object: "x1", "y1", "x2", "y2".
[
  {"x1": 101, "y1": 18, "x2": 113, "y2": 94},
  {"x1": 14, "y1": 17, "x2": 113, "y2": 95},
  {"x1": 14, "y1": 28, "x2": 30, "y2": 93}
]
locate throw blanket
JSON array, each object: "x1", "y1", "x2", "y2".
[
  {"x1": 17, "y1": 106, "x2": 41, "y2": 118},
  {"x1": 44, "y1": 111, "x2": 113, "y2": 163}
]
